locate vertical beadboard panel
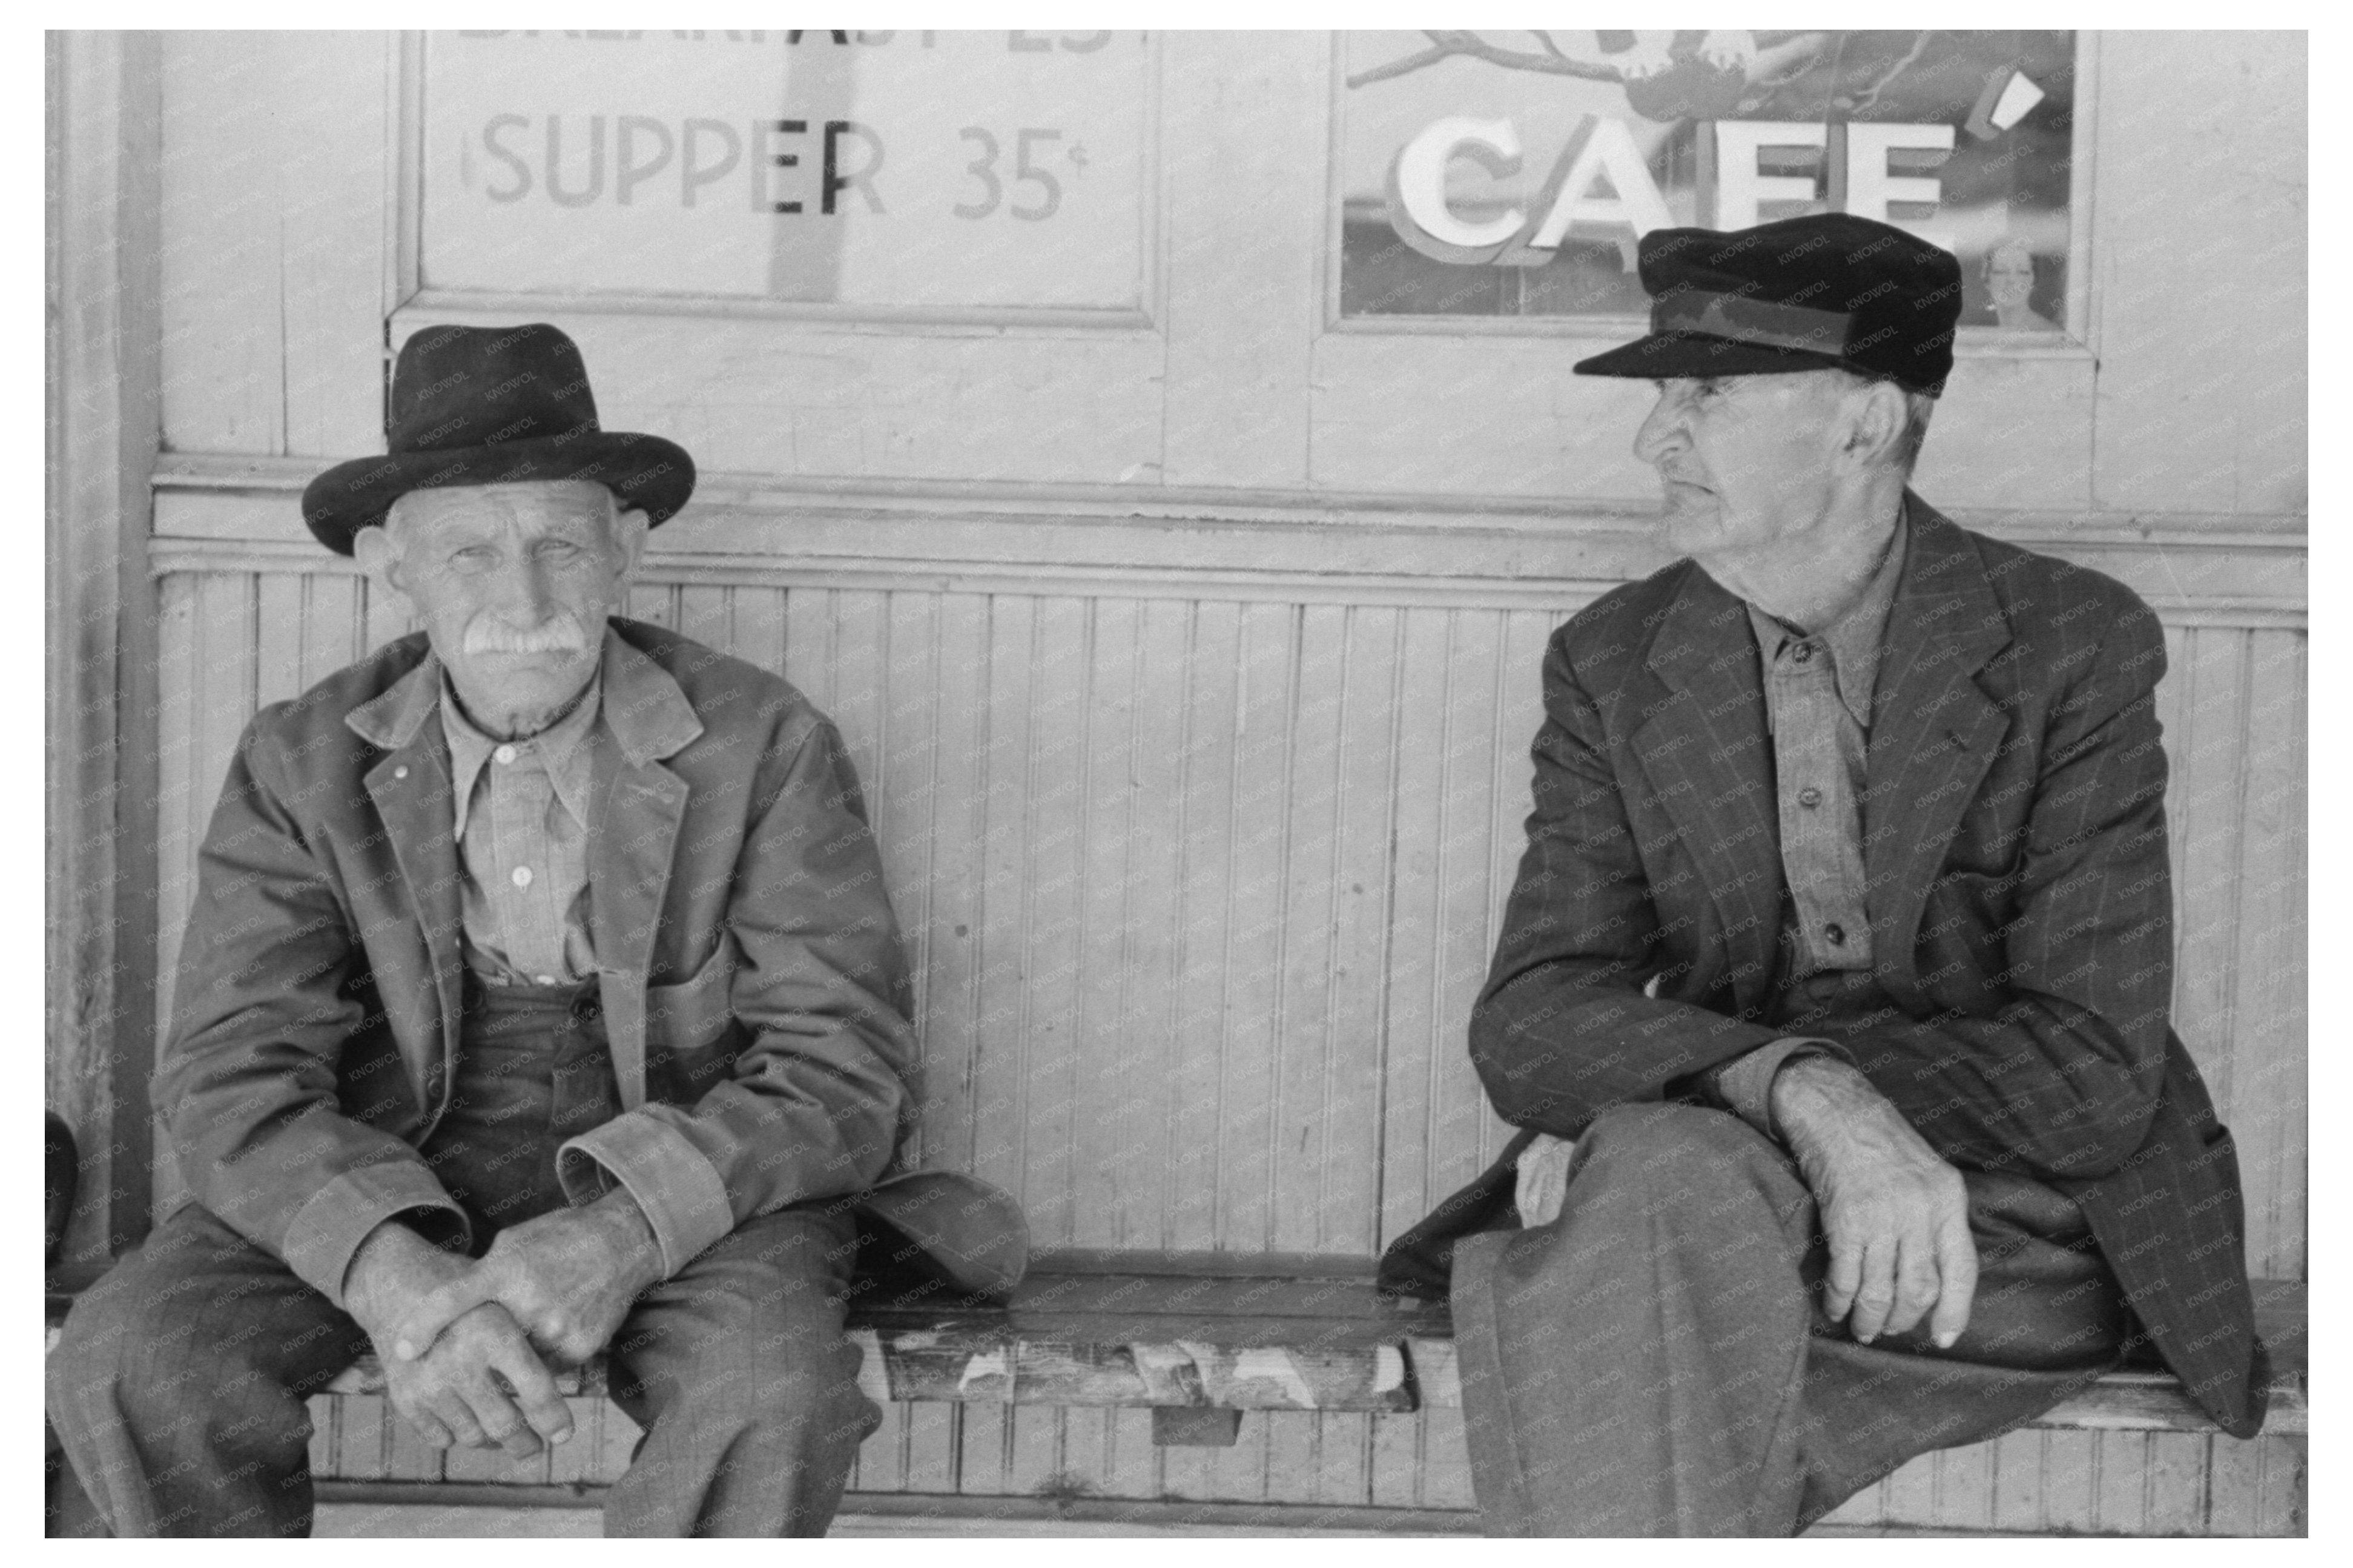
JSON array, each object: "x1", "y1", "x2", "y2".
[
  {"x1": 150, "y1": 562, "x2": 2300, "y2": 1529},
  {"x1": 1313, "y1": 607, "x2": 1402, "y2": 1254},
  {"x1": 1113, "y1": 599, "x2": 1195, "y2": 1250},
  {"x1": 146, "y1": 569, "x2": 2308, "y2": 1285},
  {"x1": 916, "y1": 595, "x2": 992, "y2": 1175},
  {"x1": 2170, "y1": 628, "x2": 2252, "y2": 1106},
  {"x1": 972, "y1": 595, "x2": 1040, "y2": 1215},
  {"x1": 1215, "y1": 602, "x2": 1298, "y2": 1250},
  {"x1": 1378, "y1": 609, "x2": 1458, "y2": 1239},
  {"x1": 2231, "y1": 630, "x2": 2307, "y2": 1278},
  {"x1": 1070, "y1": 597, "x2": 1144, "y2": 1247},
  {"x1": 1167, "y1": 602, "x2": 1244, "y2": 1248},
  {"x1": 1017, "y1": 596, "x2": 1092, "y2": 1244}
]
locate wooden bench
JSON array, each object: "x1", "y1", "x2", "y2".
[{"x1": 46, "y1": 1250, "x2": 2307, "y2": 1528}]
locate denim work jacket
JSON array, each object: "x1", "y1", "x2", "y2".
[{"x1": 157, "y1": 619, "x2": 1026, "y2": 1308}]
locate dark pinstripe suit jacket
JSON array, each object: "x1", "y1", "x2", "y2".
[{"x1": 1381, "y1": 498, "x2": 2267, "y2": 1439}]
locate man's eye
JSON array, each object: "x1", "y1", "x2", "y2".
[{"x1": 450, "y1": 546, "x2": 495, "y2": 567}]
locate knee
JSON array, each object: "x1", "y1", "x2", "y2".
[
  {"x1": 48, "y1": 1263, "x2": 285, "y2": 1435},
  {"x1": 736, "y1": 1318, "x2": 876, "y2": 1434},
  {"x1": 1571, "y1": 1102, "x2": 1783, "y2": 1213},
  {"x1": 619, "y1": 1299, "x2": 877, "y2": 1442},
  {"x1": 48, "y1": 1267, "x2": 165, "y2": 1418}
]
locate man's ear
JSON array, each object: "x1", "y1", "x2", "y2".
[
  {"x1": 609, "y1": 507, "x2": 651, "y2": 578},
  {"x1": 1841, "y1": 380, "x2": 1909, "y2": 469},
  {"x1": 351, "y1": 525, "x2": 407, "y2": 604}
]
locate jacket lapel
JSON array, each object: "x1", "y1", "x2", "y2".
[
  {"x1": 1630, "y1": 565, "x2": 1784, "y2": 1015},
  {"x1": 586, "y1": 634, "x2": 705, "y2": 1111},
  {"x1": 348, "y1": 657, "x2": 466, "y2": 1114},
  {"x1": 1863, "y1": 498, "x2": 2012, "y2": 1000}
]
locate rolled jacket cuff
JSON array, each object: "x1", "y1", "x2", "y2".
[
  {"x1": 280, "y1": 1161, "x2": 470, "y2": 1309},
  {"x1": 1710, "y1": 1036, "x2": 1852, "y2": 1138},
  {"x1": 558, "y1": 1113, "x2": 734, "y2": 1279}
]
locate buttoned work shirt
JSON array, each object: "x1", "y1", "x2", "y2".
[
  {"x1": 439, "y1": 670, "x2": 602, "y2": 987},
  {"x1": 1517, "y1": 507, "x2": 1912, "y2": 1221},
  {"x1": 1711, "y1": 507, "x2": 1910, "y2": 1130}
]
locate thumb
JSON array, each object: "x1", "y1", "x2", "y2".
[{"x1": 392, "y1": 1276, "x2": 498, "y2": 1362}]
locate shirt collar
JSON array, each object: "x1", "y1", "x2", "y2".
[
  {"x1": 348, "y1": 623, "x2": 705, "y2": 766},
  {"x1": 438, "y1": 664, "x2": 603, "y2": 841},
  {"x1": 1743, "y1": 501, "x2": 1911, "y2": 728}
]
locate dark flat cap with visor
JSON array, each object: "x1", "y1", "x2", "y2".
[
  {"x1": 1574, "y1": 212, "x2": 1964, "y2": 397},
  {"x1": 302, "y1": 322, "x2": 696, "y2": 555}
]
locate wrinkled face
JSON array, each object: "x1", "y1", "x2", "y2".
[
  {"x1": 1632, "y1": 372, "x2": 1853, "y2": 562},
  {"x1": 1986, "y1": 243, "x2": 2036, "y2": 312},
  {"x1": 361, "y1": 480, "x2": 644, "y2": 737}
]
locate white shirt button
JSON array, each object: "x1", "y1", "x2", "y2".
[
  {"x1": 494, "y1": 744, "x2": 518, "y2": 765},
  {"x1": 393, "y1": 766, "x2": 409, "y2": 780},
  {"x1": 511, "y1": 866, "x2": 533, "y2": 888}
]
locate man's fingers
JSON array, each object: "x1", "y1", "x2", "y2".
[
  {"x1": 1823, "y1": 1229, "x2": 1863, "y2": 1321},
  {"x1": 423, "y1": 1388, "x2": 489, "y2": 1451},
  {"x1": 487, "y1": 1334, "x2": 575, "y2": 1448},
  {"x1": 1882, "y1": 1233, "x2": 1944, "y2": 1337},
  {"x1": 455, "y1": 1372, "x2": 544, "y2": 1460},
  {"x1": 1929, "y1": 1215, "x2": 1981, "y2": 1349},
  {"x1": 393, "y1": 1396, "x2": 455, "y2": 1451},
  {"x1": 1848, "y1": 1241, "x2": 1898, "y2": 1343},
  {"x1": 393, "y1": 1276, "x2": 500, "y2": 1362}
]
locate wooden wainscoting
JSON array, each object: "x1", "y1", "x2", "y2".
[{"x1": 140, "y1": 473, "x2": 2305, "y2": 1530}]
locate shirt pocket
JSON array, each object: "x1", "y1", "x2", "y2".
[{"x1": 644, "y1": 934, "x2": 742, "y2": 1094}]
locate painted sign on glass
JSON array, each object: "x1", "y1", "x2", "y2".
[
  {"x1": 1338, "y1": 31, "x2": 2076, "y2": 331},
  {"x1": 421, "y1": 29, "x2": 1151, "y2": 312}
]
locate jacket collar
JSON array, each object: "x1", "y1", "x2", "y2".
[
  {"x1": 1631, "y1": 491, "x2": 2010, "y2": 1012},
  {"x1": 1634, "y1": 562, "x2": 1783, "y2": 1012},
  {"x1": 342, "y1": 623, "x2": 705, "y2": 1120},
  {"x1": 346, "y1": 625, "x2": 704, "y2": 765},
  {"x1": 1858, "y1": 494, "x2": 2012, "y2": 998}
]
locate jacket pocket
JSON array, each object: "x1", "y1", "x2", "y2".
[{"x1": 645, "y1": 934, "x2": 739, "y2": 1060}]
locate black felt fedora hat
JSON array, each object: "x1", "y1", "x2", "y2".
[
  {"x1": 302, "y1": 323, "x2": 696, "y2": 554},
  {"x1": 1574, "y1": 212, "x2": 1964, "y2": 396}
]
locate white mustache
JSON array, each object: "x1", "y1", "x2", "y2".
[{"x1": 464, "y1": 611, "x2": 590, "y2": 656}]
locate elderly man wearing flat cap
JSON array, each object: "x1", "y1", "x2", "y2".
[
  {"x1": 1380, "y1": 213, "x2": 2267, "y2": 1535},
  {"x1": 48, "y1": 323, "x2": 1026, "y2": 1537}
]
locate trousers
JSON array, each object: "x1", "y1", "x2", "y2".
[
  {"x1": 47, "y1": 980, "x2": 880, "y2": 1537},
  {"x1": 1450, "y1": 1102, "x2": 2128, "y2": 1537}
]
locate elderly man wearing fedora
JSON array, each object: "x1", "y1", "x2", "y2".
[
  {"x1": 1379, "y1": 213, "x2": 2267, "y2": 1535},
  {"x1": 48, "y1": 323, "x2": 1026, "y2": 1537}
]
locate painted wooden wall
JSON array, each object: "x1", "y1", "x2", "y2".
[
  {"x1": 145, "y1": 496, "x2": 2308, "y2": 1279},
  {"x1": 52, "y1": 27, "x2": 2303, "y2": 1533}
]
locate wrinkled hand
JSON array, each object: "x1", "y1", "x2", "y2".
[
  {"x1": 343, "y1": 1220, "x2": 571, "y2": 1458},
  {"x1": 380, "y1": 1302, "x2": 573, "y2": 1458},
  {"x1": 389, "y1": 1193, "x2": 664, "y2": 1369},
  {"x1": 1769, "y1": 1055, "x2": 1980, "y2": 1349}
]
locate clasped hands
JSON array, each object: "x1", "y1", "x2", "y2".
[
  {"x1": 343, "y1": 1193, "x2": 664, "y2": 1461},
  {"x1": 1769, "y1": 1055, "x2": 1981, "y2": 1350}
]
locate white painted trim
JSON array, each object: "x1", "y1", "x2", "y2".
[
  {"x1": 2067, "y1": 30, "x2": 2101, "y2": 351},
  {"x1": 139, "y1": 534, "x2": 2308, "y2": 629},
  {"x1": 146, "y1": 451, "x2": 2314, "y2": 544},
  {"x1": 145, "y1": 453, "x2": 2306, "y2": 626}
]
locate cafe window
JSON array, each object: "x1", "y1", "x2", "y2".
[
  {"x1": 1334, "y1": 30, "x2": 2079, "y2": 334},
  {"x1": 417, "y1": 29, "x2": 1155, "y2": 320}
]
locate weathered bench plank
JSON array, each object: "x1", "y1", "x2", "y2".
[{"x1": 45, "y1": 1256, "x2": 2306, "y2": 1436}]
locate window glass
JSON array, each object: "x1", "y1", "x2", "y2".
[
  {"x1": 1337, "y1": 30, "x2": 2076, "y2": 331},
  {"x1": 421, "y1": 30, "x2": 1152, "y2": 312}
]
